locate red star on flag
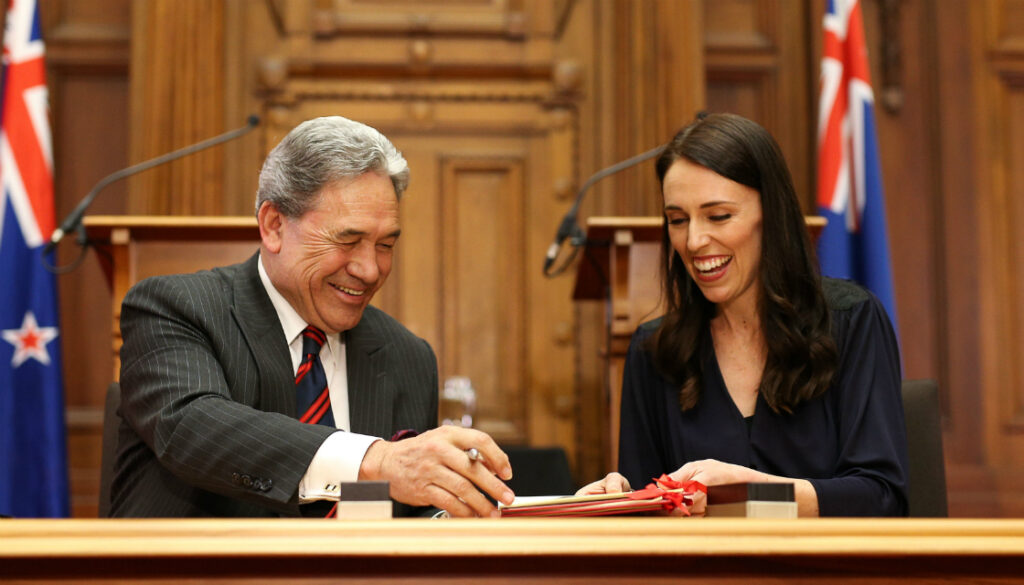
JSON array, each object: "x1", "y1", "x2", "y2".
[{"x1": 2, "y1": 310, "x2": 59, "y2": 367}]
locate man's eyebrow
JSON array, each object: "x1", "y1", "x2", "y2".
[{"x1": 335, "y1": 228, "x2": 402, "y2": 239}]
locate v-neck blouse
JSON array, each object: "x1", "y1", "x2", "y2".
[{"x1": 616, "y1": 278, "x2": 908, "y2": 516}]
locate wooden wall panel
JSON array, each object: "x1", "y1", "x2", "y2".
[
  {"x1": 704, "y1": 0, "x2": 812, "y2": 210},
  {"x1": 52, "y1": 75, "x2": 130, "y2": 518},
  {"x1": 586, "y1": 0, "x2": 703, "y2": 219},
  {"x1": 318, "y1": 0, "x2": 526, "y2": 36},
  {"x1": 570, "y1": 0, "x2": 704, "y2": 484},
  {"x1": 931, "y1": 0, "x2": 989, "y2": 515},
  {"x1": 860, "y1": 0, "x2": 942, "y2": 390},
  {"x1": 128, "y1": 0, "x2": 225, "y2": 216},
  {"x1": 34, "y1": 0, "x2": 1024, "y2": 518},
  {"x1": 441, "y1": 158, "x2": 527, "y2": 442},
  {"x1": 39, "y1": 0, "x2": 131, "y2": 518},
  {"x1": 876, "y1": 0, "x2": 1024, "y2": 516},
  {"x1": 259, "y1": 0, "x2": 578, "y2": 459},
  {"x1": 706, "y1": 79, "x2": 764, "y2": 125},
  {"x1": 977, "y1": 0, "x2": 1024, "y2": 480},
  {"x1": 222, "y1": 1, "x2": 278, "y2": 216},
  {"x1": 390, "y1": 128, "x2": 574, "y2": 452}
]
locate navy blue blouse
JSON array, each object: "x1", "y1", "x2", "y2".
[{"x1": 618, "y1": 278, "x2": 909, "y2": 516}]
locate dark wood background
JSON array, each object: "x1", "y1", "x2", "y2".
[{"x1": 13, "y1": 0, "x2": 1022, "y2": 517}]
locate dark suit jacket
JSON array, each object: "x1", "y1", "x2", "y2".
[{"x1": 110, "y1": 253, "x2": 438, "y2": 517}]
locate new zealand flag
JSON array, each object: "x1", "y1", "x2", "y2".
[
  {"x1": 816, "y1": 0, "x2": 899, "y2": 330},
  {"x1": 0, "y1": 0, "x2": 69, "y2": 517}
]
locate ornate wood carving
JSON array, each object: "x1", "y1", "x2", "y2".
[{"x1": 256, "y1": 0, "x2": 578, "y2": 453}]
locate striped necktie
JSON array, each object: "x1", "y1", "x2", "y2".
[
  {"x1": 295, "y1": 325, "x2": 339, "y2": 518},
  {"x1": 295, "y1": 325, "x2": 335, "y2": 427}
]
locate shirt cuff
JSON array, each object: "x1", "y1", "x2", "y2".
[{"x1": 298, "y1": 432, "x2": 380, "y2": 502}]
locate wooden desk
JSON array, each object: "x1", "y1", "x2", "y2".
[{"x1": 3, "y1": 518, "x2": 1023, "y2": 583}]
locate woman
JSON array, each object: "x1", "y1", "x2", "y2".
[{"x1": 580, "y1": 113, "x2": 908, "y2": 517}]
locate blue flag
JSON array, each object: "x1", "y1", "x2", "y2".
[
  {"x1": 0, "y1": 0, "x2": 70, "y2": 518},
  {"x1": 816, "y1": 0, "x2": 898, "y2": 329}
]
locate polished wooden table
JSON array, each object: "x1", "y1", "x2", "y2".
[{"x1": 3, "y1": 518, "x2": 1024, "y2": 583}]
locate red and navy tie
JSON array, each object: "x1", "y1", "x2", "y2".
[
  {"x1": 296, "y1": 326, "x2": 339, "y2": 517},
  {"x1": 295, "y1": 325, "x2": 335, "y2": 427}
]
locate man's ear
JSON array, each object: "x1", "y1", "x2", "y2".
[{"x1": 257, "y1": 201, "x2": 284, "y2": 254}]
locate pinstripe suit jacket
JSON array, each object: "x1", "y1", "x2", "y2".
[{"x1": 109, "y1": 253, "x2": 438, "y2": 517}]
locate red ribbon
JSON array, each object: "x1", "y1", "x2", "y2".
[{"x1": 627, "y1": 474, "x2": 706, "y2": 516}]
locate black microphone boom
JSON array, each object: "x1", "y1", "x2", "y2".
[
  {"x1": 47, "y1": 114, "x2": 261, "y2": 248},
  {"x1": 542, "y1": 143, "x2": 666, "y2": 277}
]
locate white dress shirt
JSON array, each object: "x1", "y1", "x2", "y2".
[{"x1": 258, "y1": 254, "x2": 379, "y2": 502}]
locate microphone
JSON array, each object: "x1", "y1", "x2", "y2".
[
  {"x1": 542, "y1": 143, "x2": 666, "y2": 277},
  {"x1": 47, "y1": 114, "x2": 261, "y2": 248}
]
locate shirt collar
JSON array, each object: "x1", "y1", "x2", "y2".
[{"x1": 257, "y1": 252, "x2": 337, "y2": 350}]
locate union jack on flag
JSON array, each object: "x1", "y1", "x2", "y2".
[
  {"x1": 816, "y1": 0, "x2": 899, "y2": 329},
  {"x1": 0, "y1": 0, "x2": 69, "y2": 517}
]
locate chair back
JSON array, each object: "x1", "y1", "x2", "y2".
[
  {"x1": 901, "y1": 379, "x2": 948, "y2": 517},
  {"x1": 500, "y1": 446, "x2": 575, "y2": 496},
  {"x1": 98, "y1": 382, "x2": 121, "y2": 518}
]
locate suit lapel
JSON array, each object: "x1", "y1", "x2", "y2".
[
  {"x1": 346, "y1": 312, "x2": 394, "y2": 437},
  {"x1": 231, "y1": 254, "x2": 295, "y2": 416}
]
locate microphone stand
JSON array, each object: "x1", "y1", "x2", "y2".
[
  {"x1": 542, "y1": 144, "x2": 666, "y2": 278},
  {"x1": 43, "y1": 115, "x2": 260, "y2": 274}
]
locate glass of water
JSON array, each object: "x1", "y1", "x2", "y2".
[{"x1": 440, "y1": 375, "x2": 476, "y2": 428}]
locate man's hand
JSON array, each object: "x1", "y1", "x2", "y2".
[{"x1": 358, "y1": 426, "x2": 514, "y2": 517}]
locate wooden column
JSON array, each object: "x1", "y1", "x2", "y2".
[
  {"x1": 593, "y1": 0, "x2": 704, "y2": 219},
  {"x1": 574, "y1": 0, "x2": 704, "y2": 485},
  {"x1": 128, "y1": 0, "x2": 225, "y2": 216}
]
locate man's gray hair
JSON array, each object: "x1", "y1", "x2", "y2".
[{"x1": 255, "y1": 116, "x2": 409, "y2": 217}]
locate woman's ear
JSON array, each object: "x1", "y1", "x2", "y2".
[{"x1": 257, "y1": 201, "x2": 284, "y2": 254}]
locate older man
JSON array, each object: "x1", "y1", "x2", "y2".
[{"x1": 110, "y1": 117, "x2": 513, "y2": 517}]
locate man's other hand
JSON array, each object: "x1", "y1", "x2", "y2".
[{"x1": 359, "y1": 426, "x2": 514, "y2": 518}]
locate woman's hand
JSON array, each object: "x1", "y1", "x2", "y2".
[
  {"x1": 669, "y1": 459, "x2": 821, "y2": 517},
  {"x1": 668, "y1": 458, "x2": 765, "y2": 488},
  {"x1": 575, "y1": 472, "x2": 631, "y2": 496},
  {"x1": 670, "y1": 459, "x2": 764, "y2": 517}
]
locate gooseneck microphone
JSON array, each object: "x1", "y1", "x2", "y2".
[
  {"x1": 542, "y1": 143, "x2": 666, "y2": 277},
  {"x1": 46, "y1": 114, "x2": 261, "y2": 250}
]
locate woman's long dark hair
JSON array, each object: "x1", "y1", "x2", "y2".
[{"x1": 651, "y1": 113, "x2": 837, "y2": 413}]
